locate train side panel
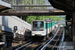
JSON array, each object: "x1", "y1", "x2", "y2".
[
  {"x1": 52, "y1": 21, "x2": 55, "y2": 30},
  {"x1": 31, "y1": 20, "x2": 56, "y2": 37},
  {"x1": 44, "y1": 22, "x2": 47, "y2": 36},
  {"x1": 44, "y1": 21, "x2": 53, "y2": 35}
]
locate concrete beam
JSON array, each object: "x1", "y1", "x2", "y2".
[
  {"x1": 0, "y1": 12, "x2": 66, "y2": 16},
  {"x1": 12, "y1": 5, "x2": 52, "y2": 7}
]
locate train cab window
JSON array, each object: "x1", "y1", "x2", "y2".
[
  {"x1": 33, "y1": 21, "x2": 44, "y2": 28},
  {"x1": 33, "y1": 21, "x2": 37, "y2": 28},
  {"x1": 32, "y1": 21, "x2": 44, "y2": 31}
]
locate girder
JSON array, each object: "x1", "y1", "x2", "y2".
[{"x1": 0, "y1": 12, "x2": 66, "y2": 16}]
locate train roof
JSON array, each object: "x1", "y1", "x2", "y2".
[
  {"x1": 32, "y1": 20, "x2": 44, "y2": 21},
  {"x1": 32, "y1": 20, "x2": 44, "y2": 23},
  {"x1": 32, "y1": 20, "x2": 54, "y2": 22},
  {"x1": 45, "y1": 20, "x2": 52, "y2": 22},
  {"x1": 45, "y1": 19, "x2": 54, "y2": 22}
]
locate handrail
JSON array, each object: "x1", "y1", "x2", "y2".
[
  {"x1": 58, "y1": 27, "x2": 65, "y2": 50},
  {"x1": 41, "y1": 27, "x2": 60, "y2": 50}
]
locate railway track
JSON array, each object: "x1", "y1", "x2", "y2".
[
  {"x1": 12, "y1": 40, "x2": 32, "y2": 50},
  {"x1": 12, "y1": 27, "x2": 63, "y2": 50},
  {"x1": 40, "y1": 27, "x2": 63, "y2": 50}
]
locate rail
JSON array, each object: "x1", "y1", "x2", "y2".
[
  {"x1": 54, "y1": 27, "x2": 58, "y2": 32},
  {"x1": 36, "y1": 36, "x2": 53, "y2": 50},
  {"x1": 12, "y1": 40, "x2": 31, "y2": 49},
  {"x1": 58, "y1": 27, "x2": 65, "y2": 50},
  {"x1": 23, "y1": 42, "x2": 38, "y2": 50},
  {"x1": 36, "y1": 27, "x2": 58, "y2": 50},
  {"x1": 41, "y1": 27, "x2": 60, "y2": 50},
  {"x1": 15, "y1": 42, "x2": 32, "y2": 50},
  {"x1": 52, "y1": 28, "x2": 63, "y2": 50}
]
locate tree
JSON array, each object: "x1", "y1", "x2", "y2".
[{"x1": 18, "y1": 15, "x2": 65, "y2": 24}]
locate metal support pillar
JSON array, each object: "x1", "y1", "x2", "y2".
[
  {"x1": 66, "y1": 14, "x2": 71, "y2": 25},
  {"x1": 65, "y1": 12, "x2": 73, "y2": 41},
  {"x1": 72, "y1": 13, "x2": 75, "y2": 42}
]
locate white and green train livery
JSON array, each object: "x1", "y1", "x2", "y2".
[{"x1": 31, "y1": 19, "x2": 55, "y2": 37}]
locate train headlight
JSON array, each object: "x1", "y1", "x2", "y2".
[
  {"x1": 41, "y1": 33, "x2": 45, "y2": 36},
  {"x1": 32, "y1": 33, "x2": 35, "y2": 36}
]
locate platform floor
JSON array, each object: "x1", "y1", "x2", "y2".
[
  {"x1": 60, "y1": 42, "x2": 75, "y2": 50},
  {"x1": 73, "y1": 36, "x2": 75, "y2": 42}
]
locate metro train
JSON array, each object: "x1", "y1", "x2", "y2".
[{"x1": 31, "y1": 19, "x2": 55, "y2": 40}]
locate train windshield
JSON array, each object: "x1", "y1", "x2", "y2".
[{"x1": 32, "y1": 21, "x2": 44, "y2": 31}]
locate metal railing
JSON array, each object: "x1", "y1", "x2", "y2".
[
  {"x1": 2, "y1": 0, "x2": 46, "y2": 5},
  {"x1": 1, "y1": 0, "x2": 64, "y2": 13},
  {"x1": 2, "y1": 0, "x2": 59, "y2": 11}
]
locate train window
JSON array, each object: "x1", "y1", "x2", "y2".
[
  {"x1": 33, "y1": 21, "x2": 37, "y2": 28},
  {"x1": 32, "y1": 21, "x2": 44, "y2": 31},
  {"x1": 33, "y1": 21, "x2": 44, "y2": 28}
]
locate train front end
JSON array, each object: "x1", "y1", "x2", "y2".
[{"x1": 31, "y1": 21, "x2": 45, "y2": 37}]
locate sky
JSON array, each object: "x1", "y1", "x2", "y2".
[
  {"x1": 45, "y1": 0, "x2": 51, "y2": 5},
  {"x1": 45, "y1": 0, "x2": 55, "y2": 9}
]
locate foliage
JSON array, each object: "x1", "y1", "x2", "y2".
[{"x1": 18, "y1": 16, "x2": 65, "y2": 24}]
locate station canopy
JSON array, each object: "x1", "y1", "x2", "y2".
[{"x1": 48, "y1": 0, "x2": 75, "y2": 12}]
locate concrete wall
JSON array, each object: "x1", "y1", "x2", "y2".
[{"x1": 0, "y1": 16, "x2": 31, "y2": 33}]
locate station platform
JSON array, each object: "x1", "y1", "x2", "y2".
[
  {"x1": 0, "y1": 0, "x2": 11, "y2": 12},
  {"x1": 60, "y1": 42, "x2": 75, "y2": 50}
]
